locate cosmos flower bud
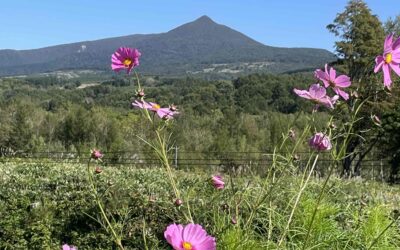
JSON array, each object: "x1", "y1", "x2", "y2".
[
  {"x1": 136, "y1": 89, "x2": 145, "y2": 98},
  {"x1": 174, "y1": 199, "x2": 183, "y2": 206},
  {"x1": 371, "y1": 115, "x2": 382, "y2": 126},
  {"x1": 309, "y1": 132, "x2": 332, "y2": 151},
  {"x1": 95, "y1": 166, "x2": 102, "y2": 174},
  {"x1": 169, "y1": 104, "x2": 178, "y2": 112},
  {"x1": 231, "y1": 217, "x2": 237, "y2": 225},
  {"x1": 288, "y1": 129, "x2": 296, "y2": 140}
]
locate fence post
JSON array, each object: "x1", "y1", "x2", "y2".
[{"x1": 174, "y1": 146, "x2": 178, "y2": 169}]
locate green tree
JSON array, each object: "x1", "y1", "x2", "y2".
[
  {"x1": 385, "y1": 15, "x2": 400, "y2": 35},
  {"x1": 327, "y1": 0, "x2": 385, "y2": 80},
  {"x1": 327, "y1": 0, "x2": 389, "y2": 176}
]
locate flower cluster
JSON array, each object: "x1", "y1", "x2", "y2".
[
  {"x1": 111, "y1": 47, "x2": 179, "y2": 120},
  {"x1": 294, "y1": 64, "x2": 351, "y2": 111},
  {"x1": 374, "y1": 34, "x2": 400, "y2": 88}
]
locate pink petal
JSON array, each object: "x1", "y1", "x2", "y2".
[
  {"x1": 384, "y1": 34, "x2": 394, "y2": 54},
  {"x1": 156, "y1": 108, "x2": 172, "y2": 119},
  {"x1": 315, "y1": 69, "x2": 330, "y2": 87},
  {"x1": 319, "y1": 96, "x2": 334, "y2": 109},
  {"x1": 182, "y1": 224, "x2": 204, "y2": 243},
  {"x1": 392, "y1": 50, "x2": 400, "y2": 64},
  {"x1": 389, "y1": 63, "x2": 400, "y2": 77},
  {"x1": 393, "y1": 37, "x2": 400, "y2": 50},
  {"x1": 335, "y1": 88, "x2": 349, "y2": 100},
  {"x1": 335, "y1": 75, "x2": 351, "y2": 87},
  {"x1": 382, "y1": 64, "x2": 392, "y2": 88},
  {"x1": 374, "y1": 56, "x2": 384, "y2": 73},
  {"x1": 329, "y1": 66, "x2": 336, "y2": 81},
  {"x1": 293, "y1": 89, "x2": 312, "y2": 100},
  {"x1": 195, "y1": 237, "x2": 217, "y2": 250},
  {"x1": 164, "y1": 224, "x2": 184, "y2": 249},
  {"x1": 309, "y1": 84, "x2": 326, "y2": 99}
]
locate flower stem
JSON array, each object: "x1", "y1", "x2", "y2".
[
  {"x1": 301, "y1": 163, "x2": 334, "y2": 250},
  {"x1": 155, "y1": 129, "x2": 180, "y2": 199},
  {"x1": 86, "y1": 159, "x2": 125, "y2": 250},
  {"x1": 278, "y1": 154, "x2": 319, "y2": 247}
]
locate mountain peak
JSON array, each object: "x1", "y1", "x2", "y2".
[{"x1": 194, "y1": 15, "x2": 215, "y2": 24}]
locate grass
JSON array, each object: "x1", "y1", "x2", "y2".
[{"x1": 0, "y1": 161, "x2": 400, "y2": 249}]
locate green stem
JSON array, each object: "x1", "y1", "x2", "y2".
[
  {"x1": 155, "y1": 129, "x2": 180, "y2": 199},
  {"x1": 367, "y1": 217, "x2": 400, "y2": 250},
  {"x1": 301, "y1": 163, "x2": 334, "y2": 250},
  {"x1": 278, "y1": 154, "x2": 319, "y2": 247},
  {"x1": 87, "y1": 159, "x2": 125, "y2": 250}
]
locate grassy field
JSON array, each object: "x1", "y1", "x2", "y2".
[{"x1": 1, "y1": 162, "x2": 400, "y2": 249}]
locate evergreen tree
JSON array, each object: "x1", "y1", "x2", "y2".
[
  {"x1": 327, "y1": 0, "x2": 385, "y2": 80},
  {"x1": 327, "y1": 0, "x2": 388, "y2": 176}
]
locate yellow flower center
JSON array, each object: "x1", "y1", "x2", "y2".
[
  {"x1": 182, "y1": 242, "x2": 193, "y2": 250},
  {"x1": 123, "y1": 58, "x2": 132, "y2": 67},
  {"x1": 385, "y1": 53, "x2": 392, "y2": 64},
  {"x1": 152, "y1": 104, "x2": 160, "y2": 110}
]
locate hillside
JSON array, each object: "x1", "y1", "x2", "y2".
[{"x1": 0, "y1": 16, "x2": 336, "y2": 76}]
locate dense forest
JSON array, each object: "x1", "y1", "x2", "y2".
[
  {"x1": 0, "y1": 69, "x2": 399, "y2": 179},
  {"x1": 0, "y1": 73, "x2": 326, "y2": 155}
]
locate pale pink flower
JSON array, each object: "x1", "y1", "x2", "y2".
[
  {"x1": 374, "y1": 34, "x2": 400, "y2": 88},
  {"x1": 211, "y1": 175, "x2": 224, "y2": 190},
  {"x1": 309, "y1": 133, "x2": 332, "y2": 151},
  {"x1": 132, "y1": 100, "x2": 152, "y2": 110},
  {"x1": 293, "y1": 84, "x2": 336, "y2": 109},
  {"x1": 315, "y1": 64, "x2": 351, "y2": 100},
  {"x1": 111, "y1": 47, "x2": 141, "y2": 74},
  {"x1": 164, "y1": 223, "x2": 216, "y2": 250},
  {"x1": 132, "y1": 100, "x2": 179, "y2": 119},
  {"x1": 62, "y1": 244, "x2": 77, "y2": 250}
]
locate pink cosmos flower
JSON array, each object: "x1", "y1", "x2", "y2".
[
  {"x1": 62, "y1": 244, "x2": 77, "y2": 250},
  {"x1": 111, "y1": 47, "x2": 141, "y2": 74},
  {"x1": 293, "y1": 84, "x2": 337, "y2": 109},
  {"x1": 164, "y1": 223, "x2": 216, "y2": 250},
  {"x1": 91, "y1": 149, "x2": 103, "y2": 160},
  {"x1": 315, "y1": 64, "x2": 351, "y2": 100},
  {"x1": 309, "y1": 132, "x2": 332, "y2": 151},
  {"x1": 132, "y1": 100, "x2": 179, "y2": 119},
  {"x1": 374, "y1": 34, "x2": 400, "y2": 88},
  {"x1": 211, "y1": 175, "x2": 225, "y2": 190}
]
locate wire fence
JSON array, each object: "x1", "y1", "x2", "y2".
[{"x1": 0, "y1": 150, "x2": 391, "y2": 180}]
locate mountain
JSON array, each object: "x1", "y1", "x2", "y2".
[{"x1": 0, "y1": 16, "x2": 336, "y2": 77}]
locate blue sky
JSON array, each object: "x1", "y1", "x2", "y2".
[{"x1": 0, "y1": 0, "x2": 398, "y2": 51}]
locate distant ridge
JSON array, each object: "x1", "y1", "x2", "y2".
[{"x1": 0, "y1": 15, "x2": 336, "y2": 76}]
